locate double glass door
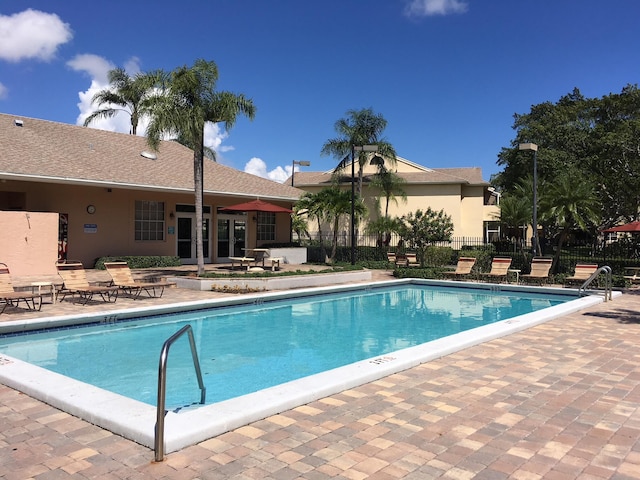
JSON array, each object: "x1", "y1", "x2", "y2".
[
  {"x1": 217, "y1": 215, "x2": 247, "y2": 261},
  {"x1": 176, "y1": 206, "x2": 211, "y2": 264}
]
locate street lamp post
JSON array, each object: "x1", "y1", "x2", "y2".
[
  {"x1": 350, "y1": 144, "x2": 378, "y2": 264},
  {"x1": 518, "y1": 142, "x2": 540, "y2": 256},
  {"x1": 291, "y1": 160, "x2": 310, "y2": 186}
]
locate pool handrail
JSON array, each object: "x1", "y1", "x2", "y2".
[
  {"x1": 579, "y1": 265, "x2": 612, "y2": 301},
  {"x1": 155, "y1": 324, "x2": 206, "y2": 462}
]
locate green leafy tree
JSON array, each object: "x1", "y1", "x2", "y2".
[
  {"x1": 321, "y1": 108, "x2": 397, "y2": 196},
  {"x1": 83, "y1": 67, "x2": 163, "y2": 135},
  {"x1": 539, "y1": 170, "x2": 601, "y2": 271},
  {"x1": 146, "y1": 59, "x2": 256, "y2": 275},
  {"x1": 494, "y1": 85, "x2": 640, "y2": 227},
  {"x1": 397, "y1": 208, "x2": 454, "y2": 267}
]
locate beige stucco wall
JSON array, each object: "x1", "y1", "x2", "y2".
[
  {"x1": 0, "y1": 211, "x2": 58, "y2": 276},
  {"x1": 0, "y1": 180, "x2": 293, "y2": 267}
]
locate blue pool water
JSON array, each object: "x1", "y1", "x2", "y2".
[{"x1": 0, "y1": 284, "x2": 574, "y2": 408}]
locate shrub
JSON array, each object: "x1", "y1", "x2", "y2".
[{"x1": 94, "y1": 256, "x2": 181, "y2": 269}]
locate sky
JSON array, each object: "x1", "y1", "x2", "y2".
[{"x1": 1, "y1": 1, "x2": 639, "y2": 184}]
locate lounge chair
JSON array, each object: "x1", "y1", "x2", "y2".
[
  {"x1": 387, "y1": 252, "x2": 397, "y2": 265},
  {"x1": 521, "y1": 257, "x2": 553, "y2": 285},
  {"x1": 104, "y1": 262, "x2": 174, "y2": 299},
  {"x1": 56, "y1": 262, "x2": 119, "y2": 305},
  {"x1": 443, "y1": 257, "x2": 476, "y2": 280},
  {"x1": 395, "y1": 252, "x2": 420, "y2": 267},
  {"x1": 564, "y1": 263, "x2": 598, "y2": 286},
  {"x1": 480, "y1": 257, "x2": 512, "y2": 283},
  {"x1": 0, "y1": 263, "x2": 42, "y2": 314}
]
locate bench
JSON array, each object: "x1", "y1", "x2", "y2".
[{"x1": 229, "y1": 257, "x2": 254, "y2": 270}]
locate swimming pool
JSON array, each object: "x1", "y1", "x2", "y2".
[
  {"x1": 0, "y1": 283, "x2": 575, "y2": 408},
  {"x1": 0, "y1": 279, "x2": 608, "y2": 452}
]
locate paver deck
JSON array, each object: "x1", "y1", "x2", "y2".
[{"x1": 1, "y1": 267, "x2": 639, "y2": 479}]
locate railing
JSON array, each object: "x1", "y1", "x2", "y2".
[
  {"x1": 579, "y1": 266, "x2": 612, "y2": 301},
  {"x1": 154, "y1": 324, "x2": 206, "y2": 462}
]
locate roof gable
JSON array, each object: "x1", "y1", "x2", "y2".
[{"x1": 0, "y1": 113, "x2": 301, "y2": 200}]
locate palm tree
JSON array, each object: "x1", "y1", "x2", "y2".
[
  {"x1": 369, "y1": 165, "x2": 407, "y2": 218},
  {"x1": 83, "y1": 68, "x2": 163, "y2": 135},
  {"x1": 146, "y1": 59, "x2": 256, "y2": 275},
  {"x1": 321, "y1": 108, "x2": 397, "y2": 197},
  {"x1": 540, "y1": 171, "x2": 601, "y2": 271},
  {"x1": 497, "y1": 195, "x2": 531, "y2": 255}
]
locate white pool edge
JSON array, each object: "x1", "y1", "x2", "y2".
[{"x1": 0, "y1": 280, "x2": 616, "y2": 453}]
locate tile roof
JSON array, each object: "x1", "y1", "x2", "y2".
[{"x1": 0, "y1": 113, "x2": 302, "y2": 201}]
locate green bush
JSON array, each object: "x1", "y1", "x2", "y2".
[
  {"x1": 94, "y1": 256, "x2": 181, "y2": 270},
  {"x1": 424, "y1": 246, "x2": 453, "y2": 266}
]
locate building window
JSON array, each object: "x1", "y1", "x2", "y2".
[
  {"x1": 135, "y1": 200, "x2": 165, "y2": 241},
  {"x1": 256, "y1": 212, "x2": 276, "y2": 241}
]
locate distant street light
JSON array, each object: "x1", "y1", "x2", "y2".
[
  {"x1": 518, "y1": 142, "x2": 540, "y2": 256},
  {"x1": 291, "y1": 160, "x2": 311, "y2": 187},
  {"x1": 350, "y1": 145, "x2": 378, "y2": 264}
]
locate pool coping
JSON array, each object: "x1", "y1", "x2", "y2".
[{"x1": 0, "y1": 279, "x2": 616, "y2": 453}]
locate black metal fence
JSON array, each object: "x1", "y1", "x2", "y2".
[{"x1": 296, "y1": 232, "x2": 640, "y2": 275}]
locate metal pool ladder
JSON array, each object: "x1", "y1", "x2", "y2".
[
  {"x1": 579, "y1": 265, "x2": 612, "y2": 301},
  {"x1": 155, "y1": 324, "x2": 206, "y2": 462}
]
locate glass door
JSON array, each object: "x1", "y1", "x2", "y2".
[
  {"x1": 217, "y1": 214, "x2": 247, "y2": 261},
  {"x1": 176, "y1": 209, "x2": 210, "y2": 264}
]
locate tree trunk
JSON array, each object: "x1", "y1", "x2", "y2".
[{"x1": 194, "y1": 140, "x2": 205, "y2": 276}]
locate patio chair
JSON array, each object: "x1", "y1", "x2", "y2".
[
  {"x1": 104, "y1": 261, "x2": 174, "y2": 299},
  {"x1": 56, "y1": 262, "x2": 119, "y2": 305},
  {"x1": 386, "y1": 252, "x2": 397, "y2": 265},
  {"x1": 564, "y1": 263, "x2": 599, "y2": 286},
  {"x1": 521, "y1": 257, "x2": 553, "y2": 285},
  {"x1": 443, "y1": 257, "x2": 476, "y2": 280},
  {"x1": 480, "y1": 257, "x2": 512, "y2": 283},
  {"x1": 0, "y1": 262, "x2": 42, "y2": 314}
]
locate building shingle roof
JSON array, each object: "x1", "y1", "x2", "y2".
[
  {"x1": 0, "y1": 113, "x2": 301, "y2": 201},
  {"x1": 292, "y1": 166, "x2": 489, "y2": 187}
]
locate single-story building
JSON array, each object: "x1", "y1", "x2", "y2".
[
  {"x1": 289, "y1": 156, "x2": 500, "y2": 242},
  {"x1": 0, "y1": 113, "x2": 301, "y2": 269}
]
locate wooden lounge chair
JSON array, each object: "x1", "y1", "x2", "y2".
[
  {"x1": 386, "y1": 252, "x2": 397, "y2": 265},
  {"x1": 104, "y1": 262, "x2": 174, "y2": 299},
  {"x1": 443, "y1": 257, "x2": 476, "y2": 280},
  {"x1": 56, "y1": 262, "x2": 118, "y2": 305},
  {"x1": 481, "y1": 257, "x2": 512, "y2": 283},
  {"x1": 395, "y1": 252, "x2": 420, "y2": 267},
  {"x1": 0, "y1": 263, "x2": 42, "y2": 314},
  {"x1": 565, "y1": 263, "x2": 598, "y2": 286},
  {"x1": 521, "y1": 257, "x2": 553, "y2": 285}
]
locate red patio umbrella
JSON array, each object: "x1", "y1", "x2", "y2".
[
  {"x1": 602, "y1": 221, "x2": 640, "y2": 233},
  {"x1": 219, "y1": 199, "x2": 293, "y2": 213}
]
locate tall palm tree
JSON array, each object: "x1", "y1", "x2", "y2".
[
  {"x1": 146, "y1": 59, "x2": 256, "y2": 275},
  {"x1": 321, "y1": 108, "x2": 397, "y2": 196},
  {"x1": 83, "y1": 68, "x2": 163, "y2": 135}
]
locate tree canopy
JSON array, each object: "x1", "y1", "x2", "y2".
[{"x1": 494, "y1": 85, "x2": 640, "y2": 228}]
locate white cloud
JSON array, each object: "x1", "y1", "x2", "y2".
[
  {"x1": 244, "y1": 157, "x2": 291, "y2": 183},
  {"x1": 0, "y1": 9, "x2": 72, "y2": 62},
  {"x1": 0, "y1": 82, "x2": 7, "y2": 100},
  {"x1": 404, "y1": 0, "x2": 468, "y2": 17}
]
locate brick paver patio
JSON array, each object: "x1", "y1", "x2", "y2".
[{"x1": 1, "y1": 270, "x2": 639, "y2": 479}]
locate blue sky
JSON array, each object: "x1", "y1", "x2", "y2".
[{"x1": 1, "y1": 1, "x2": 638, "y2": 183}]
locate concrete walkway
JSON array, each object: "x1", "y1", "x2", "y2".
[{"x1": 1, "y1": 270, "x2": 639, "y2": 479}]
